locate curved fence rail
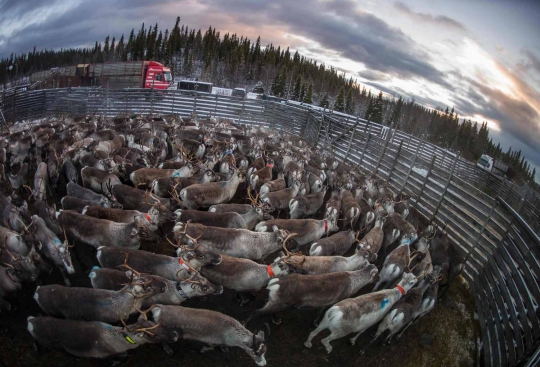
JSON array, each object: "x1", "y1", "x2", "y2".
[{"x1": 1, "y1": 87, "x2": 540, "y2": 366}]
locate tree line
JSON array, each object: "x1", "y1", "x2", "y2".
[{"x1": 0, "y1": 17, "x2": 537, "y2": 185}]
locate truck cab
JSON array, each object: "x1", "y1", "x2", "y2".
[
  {"x1": 477, "y1": 154, "x2": 494, "y2": 172},
  {"x1": 144, "y1": 61, "x2": 173, "y2": 89}
]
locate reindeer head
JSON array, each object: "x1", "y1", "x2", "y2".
[
  {"x1": 177, "y1": 270, "x2": 223, "y2": 297},
  {"x1": 176, "y1": 244, "x2": 222, "y2": 268},
  {"x1": 398, "y1": 272, "x2": 418, "y2": 292},
  {"x1": 250, "y1": 330, "x2": 267, "y2": 367},
  {"x1": 132, "y1": 221, "x2": 161, "y2": 245}
]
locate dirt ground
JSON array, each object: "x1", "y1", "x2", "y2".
[{"x1": 0, "y1": 134, "x2": 479, "y2": 366}]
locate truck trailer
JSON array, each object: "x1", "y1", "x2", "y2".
[
  {"x1": 477, "y1": 154, "x2": 510, "y2": 177},
  {"x1": 29, "y1": 61, "x2": 173, "y2": 90}
]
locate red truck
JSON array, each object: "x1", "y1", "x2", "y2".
[{"x1": 29, "y1": 61, "x2": 173, "y2": 90}]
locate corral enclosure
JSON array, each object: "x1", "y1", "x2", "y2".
[{"x1": 0, "y1": 87, "x2": 539, "y2": 366}]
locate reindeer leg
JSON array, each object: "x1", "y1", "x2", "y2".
[
  {"x1": 162, "y1": 342, "x2": 174, "y2": 355},
  {"x1": 59, "y1": 267, "x2": 71, "y2": 287},
  {"x1": 245, "y1": 301, "x2": 286, "y2": 325},
  {"x1": 321, "y1": 330, "x2": 348, "y2": 354},
  {"x1": 313, "y1": 306, "x2": 328, "y2": 326},
  {"x1": 304, "y1": 318, "x2": 330, "y2": 348},
  {"x1": 349, "y1": 328, "x2": 367, "y2": 346},
  {"x1": 200, "y1": 345, "x2": 215, "y2": 354}
]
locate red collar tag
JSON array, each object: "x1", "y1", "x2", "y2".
[
  {"x1": 396, "y1": 285, "x2": 406, "y2": 295},
  {"x1": 145, "y1": 213, "x2": 155, "y2": 225},
  {"x1": 266, "y1": 163, "x2": 274, "y2": 168},
  {"x1": 324, "y1": 220, "x2": 328, "y2": 233},
  {"x1": 266, "y1": 265, "x2": 275, "y2": 278},
  {"x1": 179, "y1": 258, "x2": 190, "y2": 270}
]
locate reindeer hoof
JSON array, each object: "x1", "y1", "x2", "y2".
[
  {"x1": 304, "y1": 341, "x2": 312, "y2": 349},
  {"x1": 359, "y1": 349, "x2": 366, "y2": 356},
  {"x1": 271, "y1": 317, "x2": 282, "y2": 325},
  {"x1": 162, "y1": 343, "x2": 174, "y2": 355},
  {"x1": 349, "y1": 338, "x2": 356, "y2": 346}
]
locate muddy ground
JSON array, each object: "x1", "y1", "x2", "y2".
[{"x1": 0, "y1": 142, "x2": 479, "y2": 366}]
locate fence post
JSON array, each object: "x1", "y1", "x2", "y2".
[
  {"x1": 415, "y1": 155, "x2": 436, "y2": 205},
  {"x1": 374, "y1": 121, "x2": 395, "y2": 174},
  {"x1": 172, "y1": 91, "x2": 176, "y2": 115},
  {"x1": 400, "y1": 141, "x2": 422, "y2": 195},
  {"x1": 387, "y1": 140, "x2": 403, "y2": 182},
  {"x1": 150, "y1": 84, "x2": 155, "y2": 116},
  {"x1": 344, "y1": 127, "x2": 356, "y2": 162},
  {"x1": 465, "y1": 188, "x2": 502, "y2": 265},
  {"x1": 430, "y1": 153, "x2": 459, "y2": 221},
  {"x1": 359, "y1": 132, "x2": 371, "y2": 168}
]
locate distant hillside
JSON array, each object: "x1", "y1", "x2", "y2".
[{"x1": 0, "y1": 17, "x2": 537, "y2": 186}]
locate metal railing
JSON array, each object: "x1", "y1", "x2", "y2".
[{"x1": 1, "y1": 87, "x2": 540, "y2": 366}]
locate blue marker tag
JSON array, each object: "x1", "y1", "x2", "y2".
[
  {"x1": 172, "y1": 172, "x2": 180, "y2": 177},
  {"x1": 381, "y1": 298, "x2": 389, "y2": 309},
  {"x1": 226, "y1": 149, "x2": 232, "y2": 155}
]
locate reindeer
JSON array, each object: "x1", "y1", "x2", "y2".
[
  {"x1": 8, "y1": 162, "x2": 29, "y2": 191},
  {"x1": 179, "y1": 169, "x2": 245, "y2": 210},
  {"x1": 130, "y1": 164, "x2": 196, "y2": 188},
  {"x1": 373, "y1": 234, "x2": 418, "y2": 291},
  {"x1": 58, "y1": 210, "x2": 160, "y2": 249},
  {"x1": 289, "y1": 186, "x2": 327, "y2": 219},
  {"x1": 151, "y1": 305, "x2": 267, "y2": 366},
  {"x1": 81, "y1": 166, "x2": 122, "y2": 198},
  {"x1": 340, "y1": 188, "x2": 361, "y2": 229},
  {"x1": 0, "y1": 265, "x2": 24, "y2": 311},
  {"x1": 274, "y1": 235, "x2": 377, "y2": 275},
  {"x1": 259, "y1": 174, "x2": 286, "y2": 198},
  {"x1": 304, "y1": 272, "x2": 418, "y2": 354},
  {"x1": 367, "y1": 271, "x2": 437, "y2": 348},
  {"x1": 260, "y1": 179, "x2": 303, "y2": 214},
  {"x1": 29, "y1": 162, "x2": 48, "y2": 201},
  {"x1": 33, "y1": 270, "x2": 168, "y2": 323},
  {"x1": 250, "y1": 158, "x2": 274, "y2": 192},
  {"x1": 255, "y1": 217, "x2": 339, "y2": 249},
  {"x1": 30, "y1": 215, "x2": 75, "y2": 286},
  {"x1": 96, "y1": 246, "x2": 222, "y2": 282},
  {"x1": 63, "y1": 159, "x2": 78, "y2": 184},
  {"x1": 173, "y1": 222, "x2": 289, "y2": 262},
  {"x1": 309, "y1": 230, "x2": 359, "y2": 256},
  {"x1": 199, "y1": 253, "x2": 306, "y2": 306},
  {"x1": 89, "y1": 267, "x2": 223, "y2": 307},
  {"x1": 66, "y1": 182, "x2": 118, "y2": 208},
  {"x1": 208, "y1": 203, "x2": 253, "y2": 214},
  {"x1": 356, "y1": 216, "x2": 386, "y2": 255},
  {"x1": 324, "y1": 189, "x2": 341, "y2": 220},
  {"x1": 82, "y1": 204, "x2": 172, "y2": 231},
  {"x1": 27, "y1": 315, "x2": 177, "y2": 358},
  {"x1": 246, "y1": 264, "x2": 378, "y2": 325},
  {"x1": 111, "y1": 184, "x2": 174, "y2": 214},
  {"x1": 152, "y1": 170, "x2": 216, "y2": 198}
]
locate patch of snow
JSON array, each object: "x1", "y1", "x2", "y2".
[{"x1": 412, "y1": 166, "x2": 428, "y2": 177}]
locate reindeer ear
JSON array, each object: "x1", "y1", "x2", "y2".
[
  {"x1": 131, "y1": 227, "x2": 138, "y2": 236},
  {"x1": 272, "y1": 225, "x2": 279, "y2": 232},
  {"x1": 125, "y1": 270, "x2": 133, "y2": 278}
]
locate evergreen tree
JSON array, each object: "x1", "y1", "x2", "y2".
[
  {"x1": 299, "y1": 83, "x2": 306, "y2": 103},
  {"x1": 345, "y1": 88, "x2": 355, "y2": 114},
  {"x1": 303, "y1": 83, "x2": 313, "y2": 104},
  {"x1": 392, "y1": 96, "x2": 403, "y2": 127},
  {"x1": 319, "y1": 93, "x2": 330, "y2": 109},
  {"x1": 370, "y1": 91, "x2": 384, "y2": 123},
  {"x1": 292, "y1": 75, "x2": 302, "y2": 101},
  {"x1": 334, "y1": 86, "x2": 346, "y2": 112}
]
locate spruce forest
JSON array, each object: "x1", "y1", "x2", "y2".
[{"x1": 0, "y1": 17, "x2": 537, "y2": 185}]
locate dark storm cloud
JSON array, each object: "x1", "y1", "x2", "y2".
[
  {"x1": 197, "y1": 0, "x2": 450, "y2": 88},
  {"x1": 0, "y1": 0, "x2": 179, "y2": 57},
  {"x1": 393, "y1": 2, "x2": 467, "y2": 32}
]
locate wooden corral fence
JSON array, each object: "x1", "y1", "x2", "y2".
[{"x1": 1, "y1": 87, "x2": 540, "y2": 366}]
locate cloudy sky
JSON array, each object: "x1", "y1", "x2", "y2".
[{"x1": 1, "y1": 0, "x2": 539, "y2": 178}]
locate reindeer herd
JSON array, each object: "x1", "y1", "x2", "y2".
[{"x1": 0, "y1": 113, "x2": 465, "y2": 366}]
